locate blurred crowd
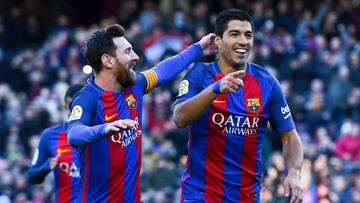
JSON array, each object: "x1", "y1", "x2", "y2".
[{"x1": 0, "y1": 0, "x2": 359, "y2": 202}]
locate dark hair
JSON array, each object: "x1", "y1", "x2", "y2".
[
  {"x1": 215, "y1": 9, "x2": 253, "y2": 38},
  {"x1": 84, "y1": 24, "x2": 126, "y2": 73},
  {"x1": 64, "y1": 84, "x2": 84, "y2": 101}
]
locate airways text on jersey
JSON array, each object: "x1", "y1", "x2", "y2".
[
  {"x1": 212, "y1": 113, "x2": 260, "y2": 136},
  {"x1": 110, "y1": 117, "x2": 141, "y2": 147}
]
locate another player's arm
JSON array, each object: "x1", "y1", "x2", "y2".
[
  {"x1": 173, "y1": 70, "x2": 244, "y2": 127},
  {"x1": 141, "y1": 33, "x2": 216, "y2": 94},
  {"x1": 281, "y1": 129, "x2": 304, "y2": 203},
  {"x1": 28, "y1": 131, "x2": 54, "y2": 184}
]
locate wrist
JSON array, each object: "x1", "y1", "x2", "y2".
[
  {"x1": 194, "y1": 43, "x2": 204, "y2": 56},
  {"x1": 212, "y1": 81, "x2": 221, "y2": 94},
  {"x1": 288, "y1": 168, "x2": 301, "y2": 178}
]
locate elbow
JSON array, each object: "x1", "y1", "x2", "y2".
[
  {"x1": 173, "y1": 114, "x2": 187, "y2": 128},
  {"x1": 28, "y1": 173, "x2": 42, "y2": 184},
  {"x1": 67, "y1": 134, "x2": 79, "y2": 147},
  {"x1": 173, "y1": 104, "x2": 189, "y2": 128},
  {"x1": 67, "y1": 127, "x2": 79, "y2": 147}
]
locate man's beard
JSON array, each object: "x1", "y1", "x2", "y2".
[
  {"x1": 116, "y1": 62, "x2": 136, "y2": 88},
  {"x1": 117, "y1": 71, "x2": 135, "y2": 88}
]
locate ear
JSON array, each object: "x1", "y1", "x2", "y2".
[
  {"x1": 214, "y1": 35, "x2": 222, "y2": 48},
  {"x1": 101, "y1": 54, "x2": 113, "y2": 69}
]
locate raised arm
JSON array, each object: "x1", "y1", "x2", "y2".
[{"x1": 141, "y1": 33, "x2": 217, "y2": 94}]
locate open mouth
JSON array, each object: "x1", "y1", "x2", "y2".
[
  {"x1": 234, "y1": 48, "x2": 247, "y2": 55},
  {"x1": 128, "y1": 62, "x2": 137, "y2": 69}
]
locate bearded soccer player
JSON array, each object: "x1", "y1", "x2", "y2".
[
  {"x1": 65, "y1": 24, "x2": 216, "y2": 202},
  {"x1": 28, "y1": 84, "x2": 83, "y2": 202},
  {"x1": 173, "y1": 9, "x2": 304, "y2": 203}
]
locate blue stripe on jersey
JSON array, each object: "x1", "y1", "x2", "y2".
[
  {"x1": 71, "y1": 149, "x2": 78, "y2": 201},
  {"x1": 88, "y1": 138, "x2": 111, "y2": 201},
  {"x1": 183, "y1": 110, "x2": 210, "y2": 200}
]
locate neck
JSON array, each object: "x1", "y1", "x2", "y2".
[
  {"x1": 218, "y1": 57, "x2": 247, "y2": 75},
  {"x1": 94, "y1": 71, "x2": 122, "y2": 92}
]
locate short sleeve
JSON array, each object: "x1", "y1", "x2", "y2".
[{"x1": 268, "y1": 79, "x2": 296, "y2": 134}]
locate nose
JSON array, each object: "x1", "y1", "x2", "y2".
[
  {"x1": 238, "y1": 34, "x2": 248, "y2": 45},
  {"x1": 132, "y1": 51, "x2": 139, "y2": 62}
]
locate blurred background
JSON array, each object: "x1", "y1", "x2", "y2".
[{"x1": 0, "y1": 0, "x2": 359, "y2": 202}]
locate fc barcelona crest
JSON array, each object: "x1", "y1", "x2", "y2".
[
  {"x1": 247, "y1": 98, "x2": 261, "y2": 112},
  {"x1": 126, "y1": 94, "x2": 137, "y2": 109}
]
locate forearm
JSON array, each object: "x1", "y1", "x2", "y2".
[
  {"x1": 67, "y1": 124, "x2": 107, "y2": 146},
  {"x1": 173, "y1": 85, "x2": 217, "y2": 128},
  {"x1": 153, "y1": 43, "x2": 202, "y2": 86},
  {"x1": 28, "y1": 161, "x2": 51, "y2": 184},
  {"x1": 282, "y1": 130, "x2": 303, "y2": 174}
]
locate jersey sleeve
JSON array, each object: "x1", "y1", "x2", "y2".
[
  {"x1": 66, "y1": 90, "x2": 107, "y2": 146},
  {"x1": 268, "y1": 79, "x2": 296, "y2": 134},
  {"x1": 174, "y1": 64, "x2": 204, "y2": 105},
  {"x1": 28, "y1": 129, "x2": 52, "y2": 184},
  {"x1": 140, "y1": 43, "x2": 203, "y2": 94}
]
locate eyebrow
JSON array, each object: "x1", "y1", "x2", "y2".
[{"x1": 228, "y1": 29, "x2": 253, "y2": 34}]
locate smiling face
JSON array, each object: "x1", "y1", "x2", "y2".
[
  {"x1": 215, "y1": 20, "x2": 253, "y2": 70},
  {"x1": 111, "y1": 36, "x2": 139, "y2": 87}
]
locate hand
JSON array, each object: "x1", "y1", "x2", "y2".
[
  {"x1": 105, "y1": 119, "x2": 137, "y2": 135},
  {"x1": 49, "y1": 154, "x2": 61, "y2": 170},
  {"x1": 283, "y1": 169, "x2": 303, "y2": 203},
  {"x1": 215, "y1": 70, "x2": 245, "y2": 93},
  {"x1": 198, "y1": 33, "x2": 217, "y2": 56}
]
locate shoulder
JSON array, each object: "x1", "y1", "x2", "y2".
[
  {"x1": 71, "y1": 85, "x2": 99, "y2": 108},
  {"x1": 186, "y1": 62, "x2": 213, "y2": 77},
  {"x1": 40, "y1": 123, "x2": 64, "y2": 140},
  {"x1": 248, "y1": 63, "x2": 278, "y2": 84}
]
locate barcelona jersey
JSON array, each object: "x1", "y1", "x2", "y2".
[
  {"x1": 66, "y1": 43, "x2": 202, "y2": 202},
  {"x1": 66, "y1": 72, "x2": 154, "y2": 202},
  {"x1": 175, "y1": 61, "x2": 295, "y2": 203},
  {"x1": 29, "y1": 123, "x2": 79, "y2": 203}
]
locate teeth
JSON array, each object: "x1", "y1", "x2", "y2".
[{"x1": 234, "y1": 48, "x2": 246, "y2": 54}]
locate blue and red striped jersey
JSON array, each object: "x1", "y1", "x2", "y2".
[
  {"x1": 67, "y1": 75, "x2": 148, "y2": 202},
  {"x1": 65, "y1": 43, "x2": 202, "y2": 202},
  {"x1": 175, "y1": 61, "x2": 295, "y2": 203},
  {"x1": 29, "y1": 123, "x2": 79, "y2": 203}
]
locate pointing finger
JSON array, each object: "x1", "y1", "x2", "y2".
[{"x1": 231, "y1": 70, "x2": 245, "y2": 78}]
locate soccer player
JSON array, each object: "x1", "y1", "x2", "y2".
[
  {"x1": 173, "y1": 9, "x2": 304, "y2": 203},
  {"x1": 66, "y1": 24, "x2": 216, "y2": 202},
  {"x1": 28, "y1": 84, "x2": 83, "y2": 203}
]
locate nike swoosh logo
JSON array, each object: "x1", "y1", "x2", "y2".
[
  {"x1": 213, "y1": 100, "x2": 227, "y2": 103},
  {"x1": 57, "y1": 148, "x2": 70, "y2": 154},
  {"x1": 105, "y1": 114, "x2": 117, "y2": 121}
]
